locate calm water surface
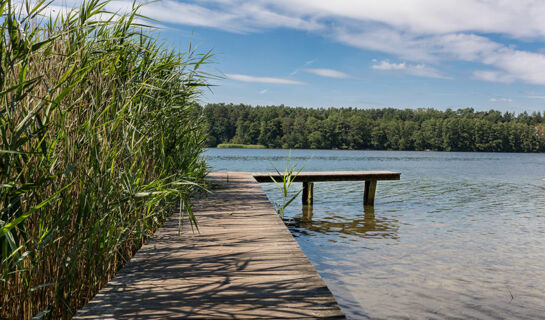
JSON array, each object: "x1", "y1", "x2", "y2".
[{"x1": 205, "y1": 148, "x2": 545, "y2": 319}]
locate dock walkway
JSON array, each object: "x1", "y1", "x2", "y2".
[{"x1": 75, "y1": 172, "x2": 344, "y2": 319}]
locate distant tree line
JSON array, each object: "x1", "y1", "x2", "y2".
[{"x1": 201, "y1": 103, "x2": 545, "y2": 152}]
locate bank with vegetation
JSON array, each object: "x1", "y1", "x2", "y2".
[
  {"x1": 0, "y1": 1, "x2": 209, "y2": 318},
  {"x1": 203, "y1": 103, "x2": 545, "y2": 152},
  {"x1": 217, "y1": 143, "x2": 266, "y2": 149}
]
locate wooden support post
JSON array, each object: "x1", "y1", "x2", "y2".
[
  {"x1": 302, "y1": 182, "x2": 314, "y2": 205},
  {"x1": 363, "y1": 204, "x2": 376, "y2": 229},
  {"x1": 364, "y1": 180, "x2": 377, "y2": 206},
  {"x1": 302, "y1": 205, "x2": 313, "y2": 221}
]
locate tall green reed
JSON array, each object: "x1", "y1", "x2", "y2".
[
  {"x1": 0, "y1": 1, "x2": 211, "y2": 318},
  {"x1": 270, "y1": 154, "x2": 305, "y2": 218}
]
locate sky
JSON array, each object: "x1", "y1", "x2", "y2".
[{"x1": 53, "y1": 1, "x2": 545, "y2": 113}]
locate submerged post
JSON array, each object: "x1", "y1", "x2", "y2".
[
  {"x1": 302, "y1": 205, "x2": 313, "y2": 221},
  {"x1": 364, "y1": 180, "x2": 377, "y2": 206},
  {"x1": 302, "y1": 182, "x2": 314, "y2": 205}
]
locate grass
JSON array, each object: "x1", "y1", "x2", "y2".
[
  {"x1": 0, "y1": 1, "x2": 211, "y2": 318},
  {"x1": 270, "y1": 155, "x2": 305, "y2": 218},
  {"x1": 217, "y1": 143, "x2": 267, "y2": 149}
]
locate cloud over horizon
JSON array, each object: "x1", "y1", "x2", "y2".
[
  {"x1": 490, "y1": 97, "x2": 513, "y2": 103},
  {"x1": 301, "y1": 68, "x2": 352, "y2": 79},
  {"x1": 371, "y1": 60, "x2": 449, "y2": 79},
  {"x1": 226, "y1": 74, "x2": 305, "y2": 85}
]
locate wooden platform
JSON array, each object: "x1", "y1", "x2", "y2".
[
  {"x1": 253, "y1": 171, "x2": 400, "y2": 206},
  {"x1": 74, "y1": 172, "x2": 344, "y2": 319}
]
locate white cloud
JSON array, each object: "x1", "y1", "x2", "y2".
[
  {"x1": 226, "y1": 74, "x2": 305, "y2": 85},
  {"x1": 371, "y1": 60, "x2": 448, "y2": 79},
  {"x1": 47, "y1": 0, "x2": 545, "y2": 86},
  {"x1": 301, "y1": 68, "x2": 352, "y2": 79},
  {"x1": 266, "y1": 0, "x2": 545, "y2": 39},
  {"x1": 259, "y1": 89, "x2": 268, "y2": 94},
  {"x1": 408, "y1": 64, "x2": 450, "y2": 79},
  {"x1": 470, "y1": 48, "x2": 545, "y2": 85},
  {"x1": 334, "y1": 30, "x2": 503, "y2": 63},
  {"x1": 134, "y1": 1, "x2": 322, "y2": 34},
  {"x1": 334, "y1": 28, "x2": 438, "y2": 62},
  {"x1": 98, "y1": 0, "x2": 545, "y2": 41},
  {"x1": 490, "y1": 97, "x2": 513, "y2": 103},
  {"x1": 371, "y1": 61, "x2": 407, "y2": 71},
  {"x1": 474, "y1": 70, "x2": 514, "y2": 83},
  {"x1": 527, "y1": 95, "x2": 545, "y2": 99}
]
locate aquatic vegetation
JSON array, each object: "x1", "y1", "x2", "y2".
[
  {"x1": 216, "y1": 143, "x2": 266, "y2": 149},
  {"x1": 0, "y1": 0, "x2": 210, "y2": 318},
  {"x1": 270, "y1": 154, "x2": 305, "y2": 218}
]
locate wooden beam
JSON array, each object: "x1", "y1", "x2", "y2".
[
  {"x1": 302, "y1": 182, "x2": 314, "y2": 205},
  {"x1": 252, "y1": 171, "x2": 400, "y2": 183},
  {"x1": 364, "y1": 180, "x2": 377, "y2": 206}
]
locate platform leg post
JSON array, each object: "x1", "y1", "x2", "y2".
[
  {"x1": 364, "y1": 180, "x2": 377, "y2": 206},
  {"x1": 302, "y1": 182, "x2": 314, "y2": 205},
  {"x1": 302, "y1": 205, "x2": 313, "y2": 221}
]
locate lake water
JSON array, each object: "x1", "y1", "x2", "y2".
[{"x1": 204, "y1": 148, "x2": 545, "y2": 319}]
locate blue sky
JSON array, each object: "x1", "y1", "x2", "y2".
[{"x1": 56, "y1": 1, "x2": 545, "y2": 113}]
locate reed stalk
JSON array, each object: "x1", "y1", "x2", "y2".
[
  {"x1": 270, "y1": 154, "x2": 305, "y2": 218},
  {"x1": 0, "y1": 1, "x2": 210, "y2": 318}
]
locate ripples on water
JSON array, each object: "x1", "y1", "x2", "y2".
[{"x1": 206, "y1": 148, "x2": 545, "y2": 319}]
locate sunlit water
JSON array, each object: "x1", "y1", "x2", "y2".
[{"x1": 205, "y1": 148, "x2": 545, "y2": 319}]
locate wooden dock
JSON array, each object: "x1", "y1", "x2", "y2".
[
  {"x1": 253, "y1": 171, "x2": 400, "y2": 206},
  {"x1": 74, "y1": 172, "x2": 345, "y2": 319}
]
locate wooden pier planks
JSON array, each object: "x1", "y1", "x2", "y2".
[{"x1": 74, "y1": 172, "x2": 344, "y2": 319}]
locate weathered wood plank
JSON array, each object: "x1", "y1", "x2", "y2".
[{"x1": 74, "y1": 172, "x2": 344, "y2": 319}]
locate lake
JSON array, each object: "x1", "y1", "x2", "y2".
[{"x1": 205, "y1": 148, "x2": 545, "y2": 319}]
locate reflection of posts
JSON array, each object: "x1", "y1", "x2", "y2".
[
  {"x1": 302, "y1": 182, "x2": 314, "y2": 205},
  {"x1": 363, "y1": 205, "x2": 376, "y2": 230},
  {"x1": 302, "y1": 205, "x2": 313, "y2": 221},
  {"x1": 363, "y1": 180, "x2": 377, "y2": 206}
]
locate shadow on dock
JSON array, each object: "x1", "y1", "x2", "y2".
[
  {"x1": 75, "y1": 172, "x2": 344, "y2": 319},
  {"x1": 76, "y1": 245, "x2": 342, "y2": 318}
]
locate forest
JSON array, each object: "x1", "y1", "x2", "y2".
[{"x1": 202, "y1": 103, "x2": 545, "y2": 152}]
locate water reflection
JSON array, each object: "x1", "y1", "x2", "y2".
[{"x1": 285, "y1": 205, "x2": 399, "y2": 239}]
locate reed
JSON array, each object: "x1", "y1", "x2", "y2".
[
  {"x1": 0, "y1": 1, "x2": 210, "y2": 318},
  {"x1": 270, "y1": 154, "x2": 305, "y2": 218}
]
